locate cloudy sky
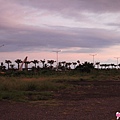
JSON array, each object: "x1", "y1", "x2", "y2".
[{"x1": 0, "y1": 0, "x2": 120, "y2": 65}]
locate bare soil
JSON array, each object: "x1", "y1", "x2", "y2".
[{"x1": 0, "y1": 81, "x2": 120, "y2": 120}]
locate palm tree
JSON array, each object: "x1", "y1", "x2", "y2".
[
  {"x1": 100, "y1": 64, "x2": 104, "y2": 69},
  {"x1": 114, "y1": 64, "x2": 117, "y2": 69},
  {"x1": 1, "y1": 62, "x2": 3, "y2": 68},
  {"x1": 61, "y1": 61, "x2": 66, "y2": 67},
  {"x1": 47, "y1": 60, "x2": 55, "y2": 68},
  {"x1": 95, "y1": 62, "x2": 100, "y2": 69},
  {"x1": 31, "y1": 60, "x2": 39, "y2": 68},
  {"x1": 118, "y1": 64, "x2": 120, "y2": 69},
  {"x1": 15, "y1": 59, "x2": 22, "y2": 70},
  {"x1": 5, "y1": 60, "x2": 12, "y2": 70},
  {"x1": 72, "y1": 62, "x2": 77, "y2": 69},
  {"x1": 58, "y1": 62, "x2": 62, "y2": 69},
  {"x1": 24, "y1": 61, "x2": 31, "y2": 70},
  {"x1": 40, "y1": 59, "x2": 46, "y2": 68},
  {"x1": 0, "y1": 62, "x2": 6, "y2": 71},
  {"x1": 66, "y1": 62, "x2": 72, "y2": 69},
  {"x1": 10, "y1": 64, "x2": 15, "y2": 70},
  {"x1": 77, "y1": 60, "x2": 80, "y2": 66},
  {"x1": 101, "y1": 64, "x2": 109, "y2": 69},
  {"x1": 106, "y1": 64, "x2": 110, "y2": 69},
  {"x1": 110, "y1": 64, "x2": 115, "y2": 69}
]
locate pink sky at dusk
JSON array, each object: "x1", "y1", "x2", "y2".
[{"x1": 0, "y1": 0, "x2": 120, "y2": 66}]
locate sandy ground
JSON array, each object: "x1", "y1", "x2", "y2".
[{"x1": 0, "y1": 81, "x2": 120, "y2": 120}]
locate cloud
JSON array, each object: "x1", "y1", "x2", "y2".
[
  {"x1": 15, "y1": 0, "x2": 120, "y2": 13},
  {"x1": 0, "y1": 23, "x2": 119, "y2": 53},
  {"x1": 0, "y1": 0, "x2": 120, "y2": 54}
]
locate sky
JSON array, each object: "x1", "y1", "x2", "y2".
[{"x1": 0, "y1": 0, "x2": 120, "y2": 66}]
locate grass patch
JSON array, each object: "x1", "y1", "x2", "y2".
[
  {"x1": 0, "y1": 91, "x2": 54, "y2": 101},
  {"x1": 0, "y1": 76, "x2": 67, "y2": 101},
  {"x1": 0, "y1": 69, "x2": 120, "y2": 101},
  {"x1": 0, "y1": 91, "x2": 25, "y2": 101},
  {"x1": 24, "y1": 91, "x2": 53, "y2": 101}
]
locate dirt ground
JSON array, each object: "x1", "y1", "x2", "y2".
[{"x1": 0, "y1": 81, "x2": 120, "y2": 120}]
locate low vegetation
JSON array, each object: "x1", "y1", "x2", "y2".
[{"x1": 0, "y1": 69, "x2": 120, "y2": 102}]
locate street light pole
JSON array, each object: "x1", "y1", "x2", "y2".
[
  {"x1": 53, "y1": 50, "x2": 61, "y2": 70},
  {"x1": 90, "y1": 54, "x2": 97, "y2": 65},
  {"x1": 114, "y1": 57, "x2": 120, "y2": 69}
]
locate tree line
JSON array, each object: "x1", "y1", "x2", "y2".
[{"x1": 0, "y1": 59, "x2": 120, "y2": 73}]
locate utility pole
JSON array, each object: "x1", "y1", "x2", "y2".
[
  {"x1": 53, "y1": 50, "x2": 61, "y2": 70},
  {"x1": 114, "y1": 57, "x2": 120, "y2": 69},
  {"x1": 90, "y1": 54, "x2": 97, "y2": 65}
]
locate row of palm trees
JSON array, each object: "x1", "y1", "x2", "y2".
[
  {"x1": 4, "y1": 59, "x2": 47, "y2": 70},
  {"x1": 0, "y1": 59, "x2": 81, "y2": 70},
  {"x1": 95, "y1": 62, "x2": 120, "y2": 69},
  {"x1": 0, "y1": 59, "x2": 120, "y2": 71}
]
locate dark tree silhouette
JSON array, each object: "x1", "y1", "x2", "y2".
[
  {"x1": 15, "y1": 59, "x2": 22, "y2": 70},
  {"x1": 66, "y1": 62, "x2": 72, "y2": 69},
  {"x1": 47, "y1": 60, "x2": 56, "y2": 68},
  {"x1": 10, "y1": 64, "x2": 15, "y2": 70},
  {"x1": 76, "y1": 61, "x2": 94, "y2": 72},
  {"x1": 100, "y1": 64, "x2": 104, "y2": 69},
  {"x1": 72, "y1": 62, "x2": 77, "y2": 69},
  {"x1": 61, "y1": 61, "x2": 66, "y2": 67},
  {"x1": 5, "y1": 60, "x2": 12, "y2": 70},
  {"x1": 118, "y1": 64, "x2": 120, "y2": 69},
  {"x1": 57, "y1": 62, "x2": 66, "y2": 70},
  {"x1": 0, "y1": 62, "x2": 6, "y2": 71},
  {"x1": 110, "y1": 64, "x2": 115, "y2": 69},
  {"x1": 31, "y1": 60, "x2": 39, "y2": 68},
  {"x1": 24, "y1": 61, "x2": 31, "y2": 70},
  {"x1": 77, "y1": 60, "x2": 80, "y2": 65},
  {"x1": 40, "y1": 59, "x2": 46, "y2": 68},
  {"x1": 104, "y1": 64, "x2": 109, "y2": 69},
  {"x1": 95, "y1": 62, "x2": 100, "y2": 69},
  {"x1": 100, "y1": 64, "x2": 110, "y2": 69}
]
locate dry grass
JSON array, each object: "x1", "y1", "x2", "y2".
[{"x1": 0, "y1": 69, "x2": 120, "y2": 101}]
